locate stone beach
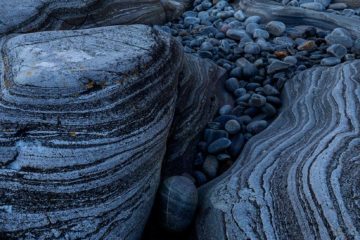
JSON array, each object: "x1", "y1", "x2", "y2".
[{"x1": 0, "y1": 0, "x2": 359, "y2": 239}]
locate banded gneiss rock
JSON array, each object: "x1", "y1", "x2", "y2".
[
  {"x1": 0, "y1": 0, "x2": 192, "y2": 34},
  {"x1": 0, "y1": 23, "x2": 224, "y2": 239},
  {"x1": 196, "y1": 60, "x2": 360, "y2": 239}
]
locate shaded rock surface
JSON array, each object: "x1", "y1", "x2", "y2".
[
  {"x1": 0, "y1": 22, "x2": 224, "y2": 240},
  {"x1": 196, "y1": 60, "x2": 360, "y2": 239}
]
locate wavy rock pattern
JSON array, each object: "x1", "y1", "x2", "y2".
[
  {"x1": 196, "y1": 60, "x2": 360, "y2": 239},
  {"x1": 0, "y1": 0, "x2": 191, "y2": 35},
  {"x1": 0, "y1": 22, "x2": 223, "y2": 239},
  {"x1": 239, "y1": 0, "x2": 360, "y2": 37}
]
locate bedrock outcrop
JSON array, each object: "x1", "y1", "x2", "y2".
[
  {"x1": 196, "y1": 59, "x2": 360, "y2": 239},
  {"x1": 0, "y1": 24, "x2": 224, "y2": 239}
]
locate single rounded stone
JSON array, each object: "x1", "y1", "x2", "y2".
[
  {"x1": 244, "y1": 15, "x2": 261, "y2": 25},
  {"x1": 325, "y1": 28, "x2": 353, "y2": 48},
  {"x1": 159, "y1": 176, "x2": 198, "y2": 232},
  {"x1": 300, "y1": 2, "x2": 325, "y2": 10},
  {"x1": 225, "y1": 119, "x2": 241, "y2": 134},
  {"x1": 193, "y1": 171, "x2": 207, "y2": 186},
  {"x1": 208, "y1": 137, "x2": 232, "y2": 154},
  {"x1": 225, "y1": 78, "x2": 240, "y2": 93},
  {"x1": 226, "y1": 29, "x2": 249, "y2": 41},
  {"x1": 236, "y1": 58, "x2": 259, "y2": 78},
  {"x1": 202, "y1": 155, "x2": 219, "y2": 178},
  {"x1": 284, "y1": 56, "x2": 298, "y2": 65},
  {"x1": 200, "y1": 42, "x2": 213, "y2": 51},
  {"x1": 234, "y1": 10, "x2": 246, "y2": 21},
  {"x1": 234, "y1": 88, "x2": 247, "y2": 97},
  {"x1": 246, "y1": 120, "x2": 268, "y2": 134},
  {"x1": 263, "y1": 84, "x2": 280, "y2": 96},
  {"x1": 236, "y1": 93, "x2": 251, "y2": 103},
  {"x1": 273, "y1": 37, "x2": 294, "y2": 48},
  {"x1": 204, "y1": 129, "x2": 229, "y2": 144},
  {"x1": 266, "y1": 21, "x2": 286, "y2": 37},
  {"x1": 219, "y1": 105, "x2": 233, "y2": 115},
  {"x1": 267, "y1": 60, "x2": 292, "y2": 74},
  {"x1": 266, "y1": 96, "x2": 282, "y2": 105},
  {"x1": 230, "y1": 67, "x2": 243, "y2": 78},
  {"x1": 184, "y1": 17, "x2": 200, "y2": 26},
  {"x1": 249, "y1": 94, "x2": 267, "y2": 107},
  {"x1": 217, "y1": 153, "x2": 232, "y2": 162},
  {"x1": 253, "y1": 29, "x2": 270, "y2": 39},
  {"x1": 261, "y1": 103, "x2": 277, "y2": 117},
  {"x1": 321, "y1": 57, "x2": 341, "y2": 66},
  {"x1": 229, "y1": 133, "x2": 246, "y2": 157},
  {"x1": 327, "y1": 44, "x2": 347, "y2": 58},
  {"x1": 328, "y1": 3, "x2": 348, "y2": 10},
  {"x1": 244, "y1": 42, "x2": 261, "y2": 55},
  {"x1": 246, "y1": 22, "x2": 259, "y2": 34},
  {"x1": 297, "y1": 40, "x2": 317, "y2": 51}
]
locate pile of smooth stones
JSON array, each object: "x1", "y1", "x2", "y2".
[{"x1": 152, "y1": 0, "x2": 360, "y2": 236}]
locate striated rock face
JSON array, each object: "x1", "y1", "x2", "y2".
[
  {"x1": 239, "y1": 0, "x2": 360, "y2": 37},
  {"x1": 196, "y1": 60, "x2": 360, "y2": 239},
  {"x1": 0, "y1": 0, "x2": 192, "y2": 35},
  {"x1": 0, "y1": 24, "x2": 223, "y2": 239}
]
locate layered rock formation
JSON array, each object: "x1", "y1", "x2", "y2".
[
  {"x1": 0, "y1": 0, "x2": 192, "y2": 35},
  {"x1": 0, "y1": 21, "x2": 224, "y2": 239},
  {"x1": 196, "y1": 60, "x2": 360, "y2": 239},
  {"x1": 239, "y1": 0, "x2": 360, "y2": 37}
]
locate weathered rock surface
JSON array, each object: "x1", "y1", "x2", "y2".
[
  {"x1": 196, "y1": 60, "x2": 360, "y2": 239},
  {"x1": 239, "y1": 0, "x2": 360, "y2": 37},
  {"x1": 0, "y1": 24, "x2": 223, "y2": 239},
  {"x1": 0, "y1": 0, "x2": 192, "y2": 35}
]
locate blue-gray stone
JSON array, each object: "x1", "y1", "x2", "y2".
[
  {"x1": 244, "y1": 15, "x2": 261, "y2": 25},
  {"x1": 202, "y1": 155, "x2": 219, "y2": 178},
  {"x1": 300, "y1": 2, "x2": 325, "y2": 10},
  {"x1": 253, "y1": 29, "x2": 270, "y2": 39},
  {"x1": 325, "y1": 28, "x2": 354, "y2": 48},
  {"x1": 249, "y1": 94, "x2": 267, "y2": 107},
  {"x1": 234, "y1": 10, "x2": 246, "y2": 21},
  {"x1": 327, "y1": 44, "x2": 347, "y2": 58},
  {"x1": 229, "y1": 134, "x2": 246, "y2": 157},
  {"x1": 208, "y1": 138, "x2": 232, "y2": 154},
  {"x1": 266, "y1": 21, "x2": 286, "y2": 36},
  {"x1": 219, "y1": 105, "x2": 233, "y2": 115},
  {"x1": 225, "y1": 120, "x2": 241, "y2": 134},
  {"x1": 321, "y1": 57, "x2": 341, "y2": 66},
  {"x1": 244, "y1": 42, "x2": 261, "y2": 55},
  {"x1": 225, "y1": 78, "x2": 240, "y2": 92},
  {"x1": 204, "y1": 129, "x2": 229, "y2": 144},
  {"x1": 246, "y1": 120, "x2": 268, "y2": 134}
]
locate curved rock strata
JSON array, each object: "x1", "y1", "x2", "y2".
[
  {"x1": 239, "y1": 0, "x2": 360, "y2": 37},
  {"x1": 196, "y1": 60, "x2": 360, "y2": 239},
  {"x1": 0, "y1": 24, "x2": 223, "y2": 239},
  {"x1": 0, "y1": 0, "x2": 192, "y2": 35}
]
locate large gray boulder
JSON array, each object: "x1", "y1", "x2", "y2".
[
  {"x1": 0, "y1": 24, "x2": 224, "y2": 239},
  {"x1": 196, "y1": 60, "x2": 360, "y2": 239}
]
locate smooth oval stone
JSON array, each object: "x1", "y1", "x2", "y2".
[
  {"x1": 300, "y1": 2, "x2": 325, "y2": 10},
  {"x1": 202, "y1": 155, "x2": 219, "y2": 178},
  {"x1": 246, "y1": 22, "x2": 259, "y2": 34},
  {"x1": 159, "y1": 176, "x2": 198, "y2": 232},
  {"x1": 230, "y1": 67, "x2": 243, "y2": 78},
  {"x1": 327, "y1": 44, "x2": 347, "y2": 58},
  {"x1": 184, "y1": 17, "x2": 200, "y2": 26},
  {"x1": 267, "y1": 60, "x2": 292, "y2": 74},
  {"x1": 261, "y1": 103, "x2": 277, "y2": 117},
  {"x1": 244, "y1": 42, "x2": 261, "y2": 55},
  {"x1": 234, "y1": 88, "x2": 247, "y2": 97},
  {"x1": 193, "y1": 171, "x2": 207, "y2": 186},
  {"x1": 238, "y1": 115, "x2": 253, "y2": 124},
  {"x1": 225, "y1": 78, "x2": 240, "y2": 93},
  {"x1": 246, "y1": 120, "x2": 268, "y2": 134},
  {"x1": 297, "y1": 40, "x2": 317, "y2": 51},
  {"x1": 244, "y1": 15, "x2": 261, "y2": 25},
  {"x1": 229, "y1": 133, "x2": 246, "y2": 157},
  {"x1": 266, "y1": 96, "x2": 282, "y2": 105},
  {"x1": 253, "y1": 29, "x2": 270, "y2": 39},
  {"x1": 200, "y1": 42, "x2": 213, "y2": 51},
  {"x1": 321, "y1": 57, "x2": 341, "y2": 66},
  {"x1": 328, "y1": 3, "x2": 348, "y2": 10},
  {"x1": 263, "y1": 84, "x2": 280, "y2": 96},
  {"x1": 273, "y1": 36, "x2": 294, "y2": 48},
  {"x1": 325, "y1": 28, "x2": 354, "y2": 48},
  {"x1": 246, "y1": 83, "x2": 261, "y2": 90},
  {"x1": 266, "y1": 21, "x2": 286, "y2": 37},
  {"x1": 204, "y1": 129, "x2": 229, "y2": 144},
  {"x1": 217, "y1": 153, "x2": 232, "y2": 161},
  {"x1": 284, "y1": 56, "x2": 298, "y2": 65},
  {"x1": 225, "y1": 119, "x2": 241, "y2": 134},
  {"x1": 234, "y1": 10, "x2": 246, "y2": 21},
  {"x1": 226, "y1": 29, "x2": 248, "y2": 41},
  {"x1": 219, "y1": 105, "x2": 233, "y2": 115},
  {"x1": 249, "y1": 94, "x2": 267, "y2": 107},
  {"x1": 237, "y1": 93, "x2": 251, "y2": 103},
  {"x1": 208, "y1": 137, "x2": 232, "y2": 154}
]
